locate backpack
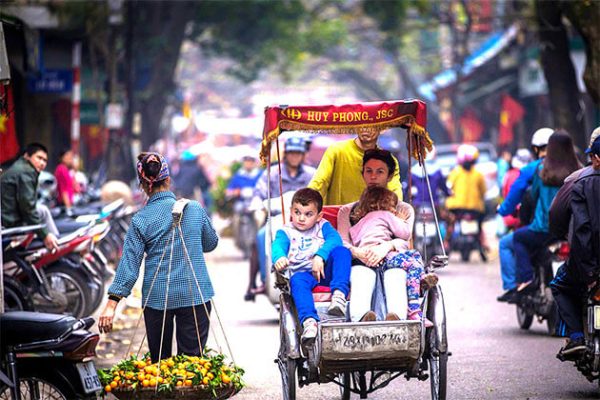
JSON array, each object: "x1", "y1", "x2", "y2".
[{"x1": 518, "y1": 163, "x2": 542, "y2": 225}]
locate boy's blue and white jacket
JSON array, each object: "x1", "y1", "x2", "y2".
[{"x1": 272, "y1": 220, "x2": 341, "y2": 275}]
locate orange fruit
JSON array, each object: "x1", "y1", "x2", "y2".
[
  {"x1": 202, "y1": 377, "x2": 209, "y2": 385},
  {"x1": 142, "y1": 379, "x2": 150, "y2": 387},
  {"x1": 176, "y1": 380, "x2": 183, "y2": 387},
  {"x1": 184, "y1": 379, "x2": 193, "y2": 386},
  {"x1": 222, "y1": 374, "x2": 231, "y2": 384},
  {"x1": 110, "y1": 381, "x2": 118, "y2": 389},
  {"x1": 104, "y1": 385, "x2": 112, "y2": 392}
]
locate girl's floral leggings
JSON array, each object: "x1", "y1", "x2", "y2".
[{"x1": 383, "y1": 249, "x2": 425, "y2": 317}]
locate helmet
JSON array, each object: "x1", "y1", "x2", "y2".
[
  {"x1": 285, "y1": 136, "x2": 307, "y2": 153},
  {"x1": 457, "y1": 144, "x2": 479, "y2": 164},
  {"x1": 511, "y1": 148, "x2": 533, "y2": 170},
  {"x1": 531, "y1": 128, "x2": 554, "y2": 147}
]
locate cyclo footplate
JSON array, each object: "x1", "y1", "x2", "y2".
[{"x1": 320, "y1": 320, "x2": 421, "y2": 361}]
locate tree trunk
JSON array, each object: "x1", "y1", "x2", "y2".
[
  {"x1": 535, "y1": 0, "x2": 586, "y2": 150},
  {"x1": 562, "y1": 1, "x2": 600, "y2": 104}
]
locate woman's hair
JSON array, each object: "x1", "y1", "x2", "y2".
[
  {"x1": 291, "y1": 187, "x2": 323, "y2": 212},
  {"x1": 540, "y1": 129, "x2": 580, "y2": 186},
  {"x1": 137, "y1": 152, "x2": 170, "y2": 193},
  {"x1": 362, "y1": 148, "x2": 396, "y2": 177},
  {"x1": 351, "y1": 186, "x2": 398, "y2": 223}
]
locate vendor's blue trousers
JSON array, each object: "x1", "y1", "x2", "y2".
[
  {"x1": 290, "y1": 246, "x2": 351, "y2": 324},
  {"x1": 499, "y1": 232, "x2": 517, "y2": 291},
  {"x1": 514, "y1": 226, "x2": 551, "y2": 283}
]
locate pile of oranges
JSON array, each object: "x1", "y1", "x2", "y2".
[{"x1": 98, "y1": 351, "x2": 244, "y2": 396}]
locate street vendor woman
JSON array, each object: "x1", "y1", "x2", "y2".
[
  {"x1": 308, "y1": 129, "x2": 403, "y2": 205},
  {"x1": 98, "y1": 152, "x2": 219, "y2": 362}
]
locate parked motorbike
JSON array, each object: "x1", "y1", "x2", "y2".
[
  {"x1": 512, "y1": 240, "x2": 570, "y2": 335},
  {"x1": 0, "y1": 311, "x2": 101, "y2": 399},
  {"x1": 449, "y1": 210, "x2": 486, "y2": 262}
]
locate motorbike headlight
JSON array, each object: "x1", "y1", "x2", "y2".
[{"x1": 594, "y1": 306, "x2": 600, "y2": 330}]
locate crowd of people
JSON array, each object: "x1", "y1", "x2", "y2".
[{"x1": 3, "y1": 123, "x2": 599, "y2": 367}]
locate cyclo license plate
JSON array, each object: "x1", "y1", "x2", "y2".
[
  {"x1": 460, "y1": 220, "x2": 479, "y2": 235},
  {"x1": 76, "y1": 361, "x2": 102, "y2": 394}
]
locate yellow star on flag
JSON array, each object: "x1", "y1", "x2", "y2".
[{"x1": 0, "y1": 113, "x2": 7, "y2": 133}]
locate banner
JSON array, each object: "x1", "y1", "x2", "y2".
[
  {"x1": 260, "y1": 100, "x2": 430, "y2": 163},
  {"x1": 0, "y1": 84, "x2": 19, "y2": 164},
  {"x1": 498, "y1": 94, "x2": 525, "y2": 147},
  {"x1": 460, "y1": 108, "x2": 484, "y2": 142}
]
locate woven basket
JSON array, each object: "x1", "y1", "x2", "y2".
[{"x1": 111, "y1": 386, "x2": 239, "y2": 400}]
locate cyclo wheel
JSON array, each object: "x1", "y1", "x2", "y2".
[
  {"x1": 277, "y1": 298, "x2": 297, "y2": 400},
  {"x1": 428, "y1": 328, "x2": 448, "y2": 400}
]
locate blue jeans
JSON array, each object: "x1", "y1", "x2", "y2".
[
  {"x1": 256, "y1": 226, "x2": 267, "y2": 282},
  {"x1": 499, "y1": 232, "x2": 516, "y2": 291},
  {"x1": 290, "y1": 246, "x2": 351, "y2": 324},
  {"x1": 514, "y1": 226, "x2": 551, "y2": 283}
]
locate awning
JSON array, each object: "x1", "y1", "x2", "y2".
[{"x1": 418, "y1": 24, "x2": 519, "y2": 102}]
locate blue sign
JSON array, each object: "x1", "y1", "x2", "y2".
[{"x1": 27, "y1": 69, "x2": 73, "y2": 93}]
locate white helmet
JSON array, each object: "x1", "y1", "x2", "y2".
[{"x1": 531, "y1": 128, "x2": 554, "y2": 147}]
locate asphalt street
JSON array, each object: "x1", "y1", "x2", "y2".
[{"x1": 96, "y1": 231, "x2": 598, "y2": 400}]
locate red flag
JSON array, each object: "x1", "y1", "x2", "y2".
[
  {"x1": 0, "y1": 84, "x2": 20, "y2": 164},
  {"x1": 498, "y1": 94, "x2": 525, "y2": 146},
  {"x1": 460, "y1": 108, "x2": 484, "y2": 142}
]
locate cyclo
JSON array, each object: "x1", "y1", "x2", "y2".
[{"x1": 258, "y1": 100, "x2": 449, "y2": 399}]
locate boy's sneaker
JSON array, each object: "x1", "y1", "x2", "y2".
[
  {"x1": 301, "y1": 318, "x2": 318, "y2": 345},
  {"x1": 327, "y1": 290, "x2": 347, "y2": 317}
]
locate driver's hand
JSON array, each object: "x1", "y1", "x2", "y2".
[
  {"x1": 312, "y1": 256, "x2": 325, "y2": 283},
  {"x1": 43, "y1": 233, "x2": 59, "y2": 251},
  {"x1": 274, "y1": 257, "x2": 289, "y2": 271}
]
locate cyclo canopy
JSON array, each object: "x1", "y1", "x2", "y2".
[{"x1": 259, "y1": 99, "x2": 433, "y2": 165}]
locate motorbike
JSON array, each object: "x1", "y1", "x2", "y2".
[
  {"x1": 0, "y1": 311, "x2": 101, "y2": 399},
  {"x1": 449, "y1": 210, "x2": 486, "y2": 262},
  {"x1": 513, "y1": 240, "x2": 570, "y2": 335},
  {"x1": 414, "y1": 204, "x2": 445, "y2": 260},
  {"x1": 232, "y1": 187, "x2": 258, "y2": 259},
  {"x1": 561, "y1": 282, "x2": 600, "y2": 384}
]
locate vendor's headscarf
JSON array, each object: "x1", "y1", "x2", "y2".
[{"x1": 137, "y1": 152, "x2": 170, "y2": 192}]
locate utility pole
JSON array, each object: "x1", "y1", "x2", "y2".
[{"x1": 0, "y1": 21, "x2": 11, "y2": 314}]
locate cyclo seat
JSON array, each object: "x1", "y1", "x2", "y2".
[
  {"x1": 0, "y1": 311, "x2": 77, "y2": 348},
  {"x1": 312, "y1": 205, "x2": 343, "y2": 303}
]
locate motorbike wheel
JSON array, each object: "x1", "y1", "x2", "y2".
[
  {"x1": 2, "y1": 276, "x2": 33, "y2": 312},
  {"x1": 0, "y1": 377, "x2": 67, "y2": 400},
  {"x1": 238, "y1": 215, "x2": 257, "y2": 259},
  {"x1": 546, "y1": 302, "x2": 559, "y2": 336},
  {"x1": 44, "y1": 265, "x2": 90, "y2": 318},
  {"x1": 516, "y1": 304, "x2": 534, "y2": 330},
  {"x1": 460, "y1": 248, "x2": 470, "y2": 262}
]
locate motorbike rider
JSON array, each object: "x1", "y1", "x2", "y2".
[
  {"x1": 443, "y1": 144, "x2": 487, "y2": 252},
  {"x1": 550, "y1": 135, "x2": 600, "y2": 359},
  {"x1": 246, "y1": 136, "x2": 315, "y2": 301},
  {"x1": 511, "y1": 130, "x2": 579, "y2": 299},
  {"x1": 410, "y1": 145, "x2": 451, "y2": 209},
  {"x1": 0, "y1": 142, "x2": 59, "y2": 250},
  {"x1": 496, "y1": 128, "x2": 554, "y2": 302}
]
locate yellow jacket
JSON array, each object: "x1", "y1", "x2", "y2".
[
  {"x1": 445, "y1": 165, "x2": 486, "y2": 213},
  {"x1": 308, "y1": 139, "x2": 402, "y2": 205}
]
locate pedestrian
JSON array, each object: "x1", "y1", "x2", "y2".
[
  {"x1": 98, "y1": 152, "x2": 219, "y2": 363},
  {"x1": 55, "y1": 149, "x2": 77, "y2": 214},
  {"x1": 271, "y1": 188, "x2": 351, "y2": 345},
  {"x1": 308, "y1": 130, "x2": 403, "y2": 205},
  {"x1": 551, "y1": 135, "x2": 600, "y2": 359},
  {"x1": 0, "y1": 142, "x2": 59, "y2": 250}
]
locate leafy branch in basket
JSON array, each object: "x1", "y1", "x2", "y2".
[{"x1": 97, "y1": 350, "x2": 244, "y2": 395}]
